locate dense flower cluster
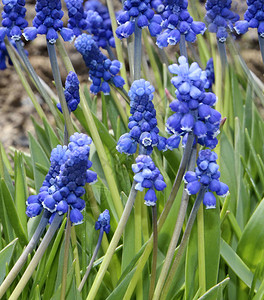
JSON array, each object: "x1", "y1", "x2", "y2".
[
  {"x1": 0, "y1": 39, "x2": 16, "y2": 70},
  {"x1": 205, "y1": 0, "x2": 239, "y2": 42},
  {"x1": 132, "y1": 155, "x2": 166, "y2": 206},
  {"x1": 57, "y1": 71, "x2": 80, "y2": 113},
  {"x1": 0, "y1": 0, "x2": 28, "y2": 41},
  {"x1": 154, "y1": 0, "x2": 206, "y2": 48},
  {"x1": 166, "y1": 56, "x2": 221, "y2": 149},
  {"x1": 184, "y1": 149, "x2": 229, "y2": 208},
  {"x1": 234, "y1": 0, "x2": 264, "y2": 36},
  {"x1": 84, "y1": 0, "x2": 115, "y2": 48},
  {"x1": 65, "y1": 0, "x2": 88, "y2": 37},
  {"x1": 26, "y1": 133, "x2": 97, "y2": 225},
  {"x1": 23, "y1": 0, "x2": 74, "y2": 44},
  {"x1": 116, "y1": 0, "x2": 163, "y2": 39},
  {"x1": 95, "y1": 209, "x2": 111, "y2": 234},
  {"x1": 117, "y1": 79, "x2": 169, "y2": 155},
  {"x1": 205, "y1": 58, "x2": 215, "y2": 89},
  {"x1": 75, "y1": 33, "x2": 124, "y2": 94}
]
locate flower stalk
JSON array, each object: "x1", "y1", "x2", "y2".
[{"x1": 134, "y1": 23, "x2": 142, "y2": 80}]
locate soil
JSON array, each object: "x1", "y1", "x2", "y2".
[{"x1": 0, "y1": 1, "x2": 263, "y2": 154}]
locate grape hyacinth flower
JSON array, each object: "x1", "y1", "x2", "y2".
[
  {"x1": 0, "y1": 0, "x2": 28, "y2": 41},
  {"x1": 204, "y1": 58, "x2": 215, "y2": 89},
  {"x1": 166, "y1": 56, "x2": 221, "y2": 149},
  {"x1": 23, "y1": 0, "x2": 74, "y2": 44},
  {"x1": 57, "y1": 71, "x2": 80, "y2": 113},
  {"x1": 26, "y1": 133, "x2": 97, "y2": 225},
  {"x1": 154, "y1": 0, "x2": 206, "y2": 48},
  {"x1": 132, "y1": 155, "x2": 166, "y2": 206},
  {"x1": 205, "y1": 0, "x2": 239, "y2": 42},
  {"x1": 84, "y1": 0, "x2": 115, "y2": 49},
  {"x1": 184, "y1": 149, "x2": 229, "y2": 208},
  {"x1": 116, "y1": 0, "x2": 163, "y2": 39},
  {"x1": 0, "y1": 39, "x2": 17, "y2": 70},
  {"x1": 95, "y1": 209, "x2": 111, "y2": 234},
  {"x1": 65, "y1": 0, "x2": 88, "y2": 37},
  {"x1": 117, "y1": 79, "x2": 168, "y2": 155},
  {"x1": 75, "y1": 33, "x2": 125, "y2": 94}
]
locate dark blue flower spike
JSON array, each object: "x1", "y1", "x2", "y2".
[
  {"x1": 23, "y1": 0, "x2": 74, "y2": 44},
  {"x1": 74, "y1": 33, "x2": 125, "y2": 94},
  {"x1": 26, "y1": 133, "x2": 97, "y2": 225},
  {"x1": 65, "y1": 0, "x2": 88, "y2": 37},
  {"x1": 84, "y1": 0, "x2": 116, "y2": 49},
  {"x1": 154, "y1": 0, "x2": 206, "y2": 48},
  {"x1": 204, "y1": 58, "x2": 215, "y2": 90},
  {"x1": 166, "y1": 56, "x2": 221, "y2": 149},
  {"x1": 57, "y1": 71, "x2": 80, "y2": 113},
  {"x1": 117, "y1": 79, "x2": 169, "y2": 155},
  {"x1": 0, "y1": 0, "x2": 28, "y2": 41},
  {"x1": 95, "y1": 209, "x2": 111, "y2": 234},
  {"x1": 132, "y1": 155, "x2": 166, "y2": 206},
  {"x1": 184, "y1": 149, "x2": 229, "y2": 208}
]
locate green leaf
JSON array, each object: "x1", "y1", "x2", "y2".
[
  {"x1": 237, "y1": 199, "x2": 264, "y2": 271},
  {"x1": 198, "y1": 277, "x2": 230, "y2": 300},
  {"x1": 43, "y1": 118, "x2": 61, "y2": 149},
  {"x1": 0, "y1": 238, "x2": 18, "y2": 284},
  {"x1": 1, "y1": 179, "x2": 28, "y2": 246},
  {"x1": 220, "y1": 238, "x2": 257, "y2": 289},
  {"x1": 29, "y1": 133, "x2": 50, "y2": 192}
]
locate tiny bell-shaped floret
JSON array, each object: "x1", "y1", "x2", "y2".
[{"x1": 95, "y1": 209, "x2": 111, "y2": 234}]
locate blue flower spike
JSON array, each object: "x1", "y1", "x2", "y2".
[
  {"x1": 205, "y1": 0, "x2": 239, "y2": 42},
  {"x1": 23, "y1": 0, "x2": 74, "y2": 44},
  {"x1": 116, "y1": 0, "x2": 163, "y2": 39},
  {"x1": 84, "y1": 0, "x2": 116, "y2": 49},
  {"x1": 166, "y1": 56, "x2": 221, "y2": 149},
  {"x1": 1, "y1": 0, "x2": 28, "y2": 41},
  {"x1": 154, "y1": 0, "x2": 206, "y2": 48},
  {"x1": 184, "y1": 149, "x2": 229, "y2": 209},
  {"x1": 57, "y1": 71, "x2": 80, "y2": 113},
  {"x1": 132, "y1": 155, "x2": 166, "y2": 206},
  {"x1": 75, "y1": 33, "x2": 125, "y2": 94},
  {"x1": 26, "y1": 133, "x2": 97, "y2": 225},
  {"x1": 117, "y1": 79, "x2": 169, "y2": 155},
  {"x1": 95, "y1": 209, "x2": 111, "y2": 234}
]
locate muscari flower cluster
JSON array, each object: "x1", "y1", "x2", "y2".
[
  {"x1": 205, "y1": 58, "x2": 215, "y2": 90},
  {"x1": 117, "y1": 79, "x2": 172, "y2": 155},
  {"x1": 116, "y1": 0, "x2": 163, "y2": 39},
  {"x1": 153, "y1": 0, "x2": 206, "y2": 48},
  {"x1": 65, "y1": 0, "x2": 88, "y2": 37},
  {"x1": 0, "y1": 39, "x2": 16, "y2": 70},
  {"x1": 84, "y1": 0, "x2": 115, "y2": 48},
  {"x1": 57, "y1": 71, "x2": 80, "y2": 113},
  {"x1": 26, "y1": 133, "x2": 97, "y2": 225},
  {"x1": 166, "y1": 56, "x2": 221, "y2": 149},
  {"x1": 184, "y1": 149, "x2": 229, "y2": 208},
  {"x1": 132, "y1": 155, "x2": 166, "y2": 206},
  {"x1": 234, "y1": 0, "x2": 264, "y2": 37},
  {"x1": 205, "y1": 0, "x2": 239, "y2": 42},
  {"x1": 0, "y1": 0, "x2": 28, "y2": 41},
  {"x1": 74, "y1": 33, "x2": 124, "y2": 94},
  {"x1": 95, "y1": 209, "x2": 111, "y2": 234},
  {"x1": 23, "y1": 0, "x2": 74, "y2": 44}
]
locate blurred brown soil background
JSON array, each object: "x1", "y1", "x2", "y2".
[{"x1": 0, "y1": 0, "x2": 263, "y2": 153}]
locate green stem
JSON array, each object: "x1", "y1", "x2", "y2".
[
  {"x1": 258, "y1": 35, "x2": 264, "y2": 65},
  {"x1": 78, "y1": 228, "x2": 104, "y2": 292},
  {"x1": 197, "y1": 204, "x2": 206, "y2": 295},
  {"x1": 180, "y1": 34, "x2": 188, "y2": 58},
  {"x1": 9, "y1": 214, "x2": 63, "y2": 300},
  {"x1": 86, "y1": 181, "x2": 138, "y2": 300},
  {"x1": 124, "y1": 134, "x2": 195, "y2": 299},
  {"x1": 56, "y1": 37, "x2": 124, "y2": 220},
  {"x1": 149, "y1": 205, "x2": 158, "y2": 300},
  {"x1": 106, "y1": 0, "x2": 128, "y2": 91},
  {"x1": 0, "y1": 211, "x2": 50, "y2": 298},
  {"x1": 134, "y1": 24, "x2": 142, "y2": 80},
  {"x1": 60, "y1": 212, "x2": 71, "y2": 300},
  {"x1": 13, "y1": 40, "x2": 58, "y2": 118},
  {"x1": 5, "y1": 39, "x2": 46, "y2": 120},
  {"x1": 217, "y1": 40, "x2": 227, "y2": 69},
  {"x1": 47, "y1": 42, "x2": 74, "y2": 142},
  {"x1": 161, "y1": 188, "x2": 206, "y2": 299}
]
